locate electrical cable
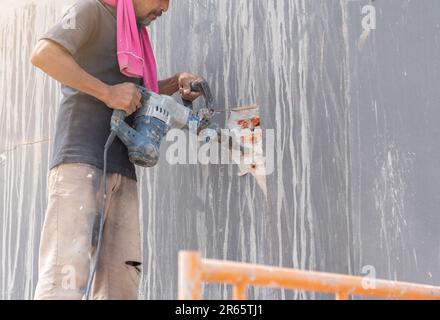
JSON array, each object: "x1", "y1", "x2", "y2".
[{"x1": 84, "y1": 131, "x2": 117, "y2": 300}]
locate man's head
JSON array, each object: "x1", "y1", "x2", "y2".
[{"x1": 133, "y1": 0, "x2": 170, "y2": 26}]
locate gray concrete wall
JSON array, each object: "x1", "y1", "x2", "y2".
[{"x1": 0, "y1": 0, "x2": 439, "y2": 299}]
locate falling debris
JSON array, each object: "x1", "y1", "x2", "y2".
[{"x1": 226, "y1": 105, "x2": 268, "y2": 200}]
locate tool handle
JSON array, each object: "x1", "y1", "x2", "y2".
[
  {"x1": 136, "y1": 85, "x2": 150, "y2": 100},
  {"x1": 181, "y1": 82, "x2": 202, "y2": 109},
  {"x1": 111, "y1": 86, "x2": 152, "y2": 123},
  {"x1": 111, "y1": 85, "x2": 149, "y2": 121},
  {"x1": 111, "y1": 109, "x2": 127, "y2": 127},
  {"x1": 112, "y1": 109, "x2": 127, "y2": 119}
]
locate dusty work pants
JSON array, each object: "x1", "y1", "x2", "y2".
[{"x1": 34, "y1": 163, "x2": 142, "y2": 300}]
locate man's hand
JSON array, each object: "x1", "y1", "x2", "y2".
[
  {"x1": 158, "y1": 72, "x2": 205, "y2": 98},
  {"x1": 177, "y1": 72, "x2": 204, "y2": 101},
  {"x1": 103, "y1": 83, "x2": 142, "y2": 116}
]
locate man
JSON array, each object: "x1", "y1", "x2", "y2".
[{"x1": 30, "y1": 0, "x2": 203, "y2": 299}]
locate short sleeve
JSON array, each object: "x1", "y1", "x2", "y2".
[{"x1": 40, "y1": 0, "x2": 99, "y2": 55}]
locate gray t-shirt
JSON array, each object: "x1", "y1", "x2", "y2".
[{"x1": 41, "y1": 0, "x2": 143, "y2": 181}]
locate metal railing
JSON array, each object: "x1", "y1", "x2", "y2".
[{"x1": 178, "y1": 251, "x2": 440, "y2": 300}]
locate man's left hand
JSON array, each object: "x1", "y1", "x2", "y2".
[{"x1": 177, "y1": 72, "x2": 204, "y2": 101}]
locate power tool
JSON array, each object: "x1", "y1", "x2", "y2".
[
  {"x1": 84, "y1": 80, "x2": 219, "y2": 299},
  {"x1": 111, "y1": 80, "x2": 217, "y2": 167}
]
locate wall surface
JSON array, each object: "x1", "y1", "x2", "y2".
[{"x1": 1, "y1": 0, "x2": 439, "y2": 299}]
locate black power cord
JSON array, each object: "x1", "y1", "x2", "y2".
[{"x1": 84, "y1": 131, "x2": 117, "y2": 300}]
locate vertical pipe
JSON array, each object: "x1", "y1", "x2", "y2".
[
  {"x1": 232, "y1": 283, "x2": 247, "y2": 300},
  {"x1": 178, "y1": 251, "x2": 202, "y2": 300}
]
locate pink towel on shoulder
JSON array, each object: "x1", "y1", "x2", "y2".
[{"x1": 103, "y1": 0, "x2": 159, "y2": 93}]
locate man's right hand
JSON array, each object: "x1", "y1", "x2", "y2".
[{"x1": 103, "y1": 83, "x2": 142, "y2": 116}]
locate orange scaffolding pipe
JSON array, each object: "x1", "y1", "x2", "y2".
[{"x1": 178, "y1": 251, "x2": 440, "y2": 300}]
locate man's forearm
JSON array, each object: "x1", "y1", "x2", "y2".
[
  {"x1": 158, "y1": 73, "x2": 180, "y2": 96},
  {"x1": 31, "y1": 39, "x2": 110, "y2": 103}
]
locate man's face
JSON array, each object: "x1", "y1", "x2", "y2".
[{"x1": 133, "y1": 0, "x2": 170, "y2": 25}]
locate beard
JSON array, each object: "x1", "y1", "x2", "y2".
[
  {"x1": 138, "y1": 11, "x2": 162, "y2": 26},
  {"x1": 138, "y1": 17, "x2": 151, "y2": 26}
]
